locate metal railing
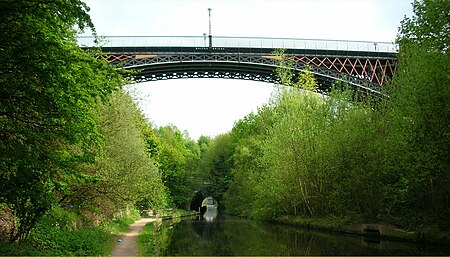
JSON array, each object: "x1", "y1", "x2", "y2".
[{"x1": 77, "y1": 35, "x2": 398, "y2": 53}]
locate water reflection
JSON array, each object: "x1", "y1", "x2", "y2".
[
  {"x1": 203, "y1": 205, "x2": 218, "y2": 222},
  {"x1": 148, "y1": 215, "x2": 450, "y2": 256}
]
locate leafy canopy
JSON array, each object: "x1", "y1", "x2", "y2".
[{"x1": 0, "y1": 0, "x2": 123, "y2": 241}]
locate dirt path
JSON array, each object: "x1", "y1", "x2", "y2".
[{"x1": 109, "y1": 218, "x2": 157, "y2": 256}]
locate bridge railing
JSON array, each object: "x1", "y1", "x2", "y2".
[{"x1": 77, "y1": 36, "x2": 398, "y2": 53}]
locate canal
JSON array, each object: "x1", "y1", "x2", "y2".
[{"x1": 145, "y1": 212, "x2": 450, "y2": 256}]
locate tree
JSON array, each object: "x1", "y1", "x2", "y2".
[
  {"x1": 66, "y1": 91, "x2": 168, "y2": 217},
  {"x1": 382, "y1": 0, "x2": 450, "y2": 227},
  {"x1": 223, "y1": 109, "x2": 274, "y2": 216},
  {"x1": 200, "y1": 133, "x2": 234, "y2": 204},
  {"x1": 198, "y1": 136, "x2": 212, "y2": 155},
  {"x1": 255, "y1": 82, "x2": 330, "y2": 218},
  {"x1": 274, "y1": 49, "x2": 295, "y2": 87},
  {"x1": 0, "y1": 0, "x2": 123, "y2": 241},
  {"x1": 397, "y1": 0, "x2": 450, "y2": 53},
  {"x1": 155, "y1": 126, "x2": 203, "y2": 208},
  {"x1": 296, "y1": 65, "x2": 317, "y2": 91},
  {"x1": 224, "y1": 49, "x2": 385, "y2": 221}
]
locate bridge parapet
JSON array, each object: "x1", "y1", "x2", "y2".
[{"x1": 78, "y1": 36, "x2": 398, "y2": 53}]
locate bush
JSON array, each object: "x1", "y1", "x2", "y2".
[{"x1": 0, "y1": 207, "x2": 140, "y2": 256}]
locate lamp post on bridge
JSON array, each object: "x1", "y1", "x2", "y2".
[{"x1": 208, "y1": 8, "x2": 212, "y2": 51}]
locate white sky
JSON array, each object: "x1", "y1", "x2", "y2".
[{"x1": 84, "y1": 0, "x2": 414, "y2": 140}]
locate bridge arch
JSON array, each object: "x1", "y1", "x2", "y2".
[{"x1": 119, "y1": 55, "x2": 356, "y2": 94}]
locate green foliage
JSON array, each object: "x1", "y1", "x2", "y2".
[
  {"x1": 221, "y1": 2, "x2": 449, "y2": 239},
  {"x1": 382, "y1": 47, "x2": 450, "y2": 228},
  {"x1": 136, "y1": 113, "x2": 161, "y2": 159},
  {"x1": 137, "y1": 222, "x2": 157, "y2": 256},
  {"x1": 257, "y1": 92, "x2": 325, "y2": 218},
  {"x1": 397, "y1": 0, "x2": 449, "y2": 53},
  {"x1": 137, "y1": 220, "x2": 174, "y2": 256},
  {"x1": 274, "y1": 49, "x2": 295, "y2": 86},
  {"x1": 0, "y1": 0, "x2": 123, "y2": 242},
  {"x1": 198, "y1": 136, "x2": 212, "y2": 155},
  {"x1": 274, "y1": 49, "x2": 317, "y2": 91},
  {"x1": 223, "y1": 111, "x2": 271, "y2": 216},
  {"x1": 380, "y1": 0, "x2": 450, "y2": 228},
  {"x1": 200, "y1": 133, "x2": 234, "y2": 203},
  {"x1": 66, "y1": 90, "x2": 169, "y2": 217},
  {"x1": 102, "y1": 209, "x2": 141, "y2": 235},
  {"x1": 225, "y1": 75, "x2": 382, "y2": 221},
  {"x1": 0, "y1": 207, "x2": 140, "y2": 256},
  {"x1": 296, "y1": 65, "x2": 317, "y2": 91},
  {"x1": 155, "y1": 126, "x2": 204, "y2": 208}
]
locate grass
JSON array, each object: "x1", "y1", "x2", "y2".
[
  {"x1": 274, "y1": 215, "x2": 352, "y2": 232},
  {"x1": 171, "y1": 208, "x2": 198, "y2": 218},
  {"x1": 0, "y1": 207, "x2": 140, "y2": 256},
  {"x1": 136, "y1": 222, "x2": 157, "y2": 256}
]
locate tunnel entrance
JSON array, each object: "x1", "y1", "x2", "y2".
[{"x1": 190, "y1": 191, "x2": 205, "y2": 213}]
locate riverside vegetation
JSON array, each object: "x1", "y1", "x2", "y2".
[
  {"x1": 0, "y1": 0, "x2": 171, "y2": 254},
  {"x1": 0, "y1": 0, "x2": 449, "y2": 255},
  {"x1": 201, "y1": 0, "x2": 450, "y2": 243}
]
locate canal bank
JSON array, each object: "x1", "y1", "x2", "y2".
[{"x1": 273, "y1": 215, "x2": 450, "y2": 245}]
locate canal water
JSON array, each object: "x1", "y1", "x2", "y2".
[{"x1": 147, "y1": 212, "x2": 450, "y2": 256}]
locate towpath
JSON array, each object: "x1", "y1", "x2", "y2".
[{"x1": 109, "y1": 218, "x2": 157, "y2": 256}]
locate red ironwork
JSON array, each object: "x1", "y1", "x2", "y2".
[{"x1": 292, "y1": 56, "x2": 396, "y2": 86}]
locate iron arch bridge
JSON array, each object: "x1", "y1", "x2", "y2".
[{"x1": 78, "y1": 36, "x2": 398, "y2": 94}]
